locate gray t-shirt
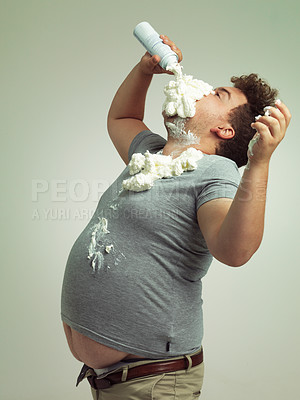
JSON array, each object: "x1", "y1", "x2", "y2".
[{"x1": 61, "y1": 130, "x2": 241, "y2": 358}]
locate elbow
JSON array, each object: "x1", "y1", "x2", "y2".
[
  {"x1": 107, "y1": 113, "x2": 114, "y2": 137},
  {"x1": 209, "y1": 234, "x2": 263, "y2": 268},
  {"x1": 230, "y1": 234, "x2": 264, "y2": 267},
  {"x1": 226, "y1": 255, "x2": 251, "y2": 268},
  {"x1": 215, "y1": 248, "x2": 258, "y2": 268}
]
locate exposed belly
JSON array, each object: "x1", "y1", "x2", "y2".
[{"x1": 63, "y1": 322, "x2": 145, "y2": 369}]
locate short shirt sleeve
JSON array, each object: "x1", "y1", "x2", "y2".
[
  {"x1": 196, "y1": 156, "x2": 241, "y2": 210},
  {"x1": 128, "y1": 130, "x2": 167, "y2": 160}
]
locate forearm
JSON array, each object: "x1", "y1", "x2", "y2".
[
  {"x1": 108, "y1": 62, "x2": 153, "y2": 122},
  {"x1": 217, "y1": 162, "x2": 269, "y2": 266}
]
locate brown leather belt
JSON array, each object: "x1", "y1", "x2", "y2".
[{"x1": 87, "y1": 348, "x2": 203, "y2": 390}]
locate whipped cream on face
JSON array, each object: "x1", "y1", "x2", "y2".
[
  {"x1": 122, "y1": 148, "x2": 203, "y2": 192},
  {"x1": 162, "y1": 63, "x2": 215, "y2": 118}
]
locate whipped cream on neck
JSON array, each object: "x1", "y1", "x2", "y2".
[
  {"x1": 165, "y1": 116, "x2": 199, "y2": 145},
  {"x1": 122, "y1": 147, "x2": 203, "y2": 192},
  {"x1": 162, "y1": 63, "x2": 215, "y2": 118}
]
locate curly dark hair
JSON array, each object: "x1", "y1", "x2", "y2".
[{"x1": 216, "y1": 73, "x2": 278, "y2": 167}]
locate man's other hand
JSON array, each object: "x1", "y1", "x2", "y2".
[{"x1": 248, "y1": 100, "x2": 291, "y2": 166}]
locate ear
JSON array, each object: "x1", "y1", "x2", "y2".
[{"x1": 210, "y1": 125, "x2": 235, "y2": 140}]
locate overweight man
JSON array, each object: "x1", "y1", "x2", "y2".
[{"x1": 61, "y1": 34, "x2": 291, "y2": 399}]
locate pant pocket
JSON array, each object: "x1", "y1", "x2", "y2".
[{"x1": 151, "y1": 373, "x2": 175, "y2": 400}]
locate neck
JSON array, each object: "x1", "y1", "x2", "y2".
[
  {"x1": 162, "y1": 136, "x2": 210, "y2": 158},
  {"x1": 163, "y1": 116, "x2": 215, "y2": 157}
]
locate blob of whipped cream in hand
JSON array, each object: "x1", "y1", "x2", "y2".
[{"x1": 248, "y1": 105, "x2": 274, "y2": 158}]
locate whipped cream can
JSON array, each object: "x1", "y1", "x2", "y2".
[{"x1": 133, "y1": 21, "x2": 178, "y2": 70}]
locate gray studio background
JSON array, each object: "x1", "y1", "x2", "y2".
[{"x1": 1, "y1": 0, "x2": 299, "y2": 399}]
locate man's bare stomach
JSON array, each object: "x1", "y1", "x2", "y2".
[{"x1": 63, "y1": 322, "x2": 145, "y2": 369}]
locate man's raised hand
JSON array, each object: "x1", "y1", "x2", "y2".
[
  {"x1": 248, "y1": 100, "x2": 291, "y2": 165},
  {"x1": 139, "y1": 35, "x2": 183, "y2": 76}
]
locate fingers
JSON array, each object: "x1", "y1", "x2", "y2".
[
  {"x1": 247, "y1": 100, "x2": 291, "y2": 164},
  {"x1": 250, "y1": 101, "x2": 291, "y2": 142},
  {"x1": 250, "y1": 121, "x2": 275, "y2": 147},
  {"x1": 160, "y1": 34, "x2": 183, "y2": 63},
  {"x1": 252, "y1": 111, "x2": 282, "y2": 141},
  {"x1": 150, "y1": 53, "x2": 172, "y2": 74},
  {"x1": 274, "y1": 100, "x2": 292, "y2": 128},
  {"x1": 151, "y1": 54, "x2": 161, "y2": 65},
  {"x1": 141, "y1": 51, "x2": 164, "y2": 74}
]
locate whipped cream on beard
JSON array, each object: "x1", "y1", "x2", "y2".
[{"x1": 165, "y1": 116, "x2": 199, "y2": 145}]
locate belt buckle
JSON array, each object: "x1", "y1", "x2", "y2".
[{"x1": 95, "y1": 377, "x2": 112, "y2": 389}]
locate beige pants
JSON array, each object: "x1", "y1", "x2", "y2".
[{"x1": 86, "y1": 350, "x2": 204, "y2": 400}]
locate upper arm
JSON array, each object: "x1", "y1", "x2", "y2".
[
  {"x1": 107, "y1": 117, "x2": 149, "y2": 165},
  {"x1": 197, "y1": 198, "x2": 233, "y2": 262}
]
